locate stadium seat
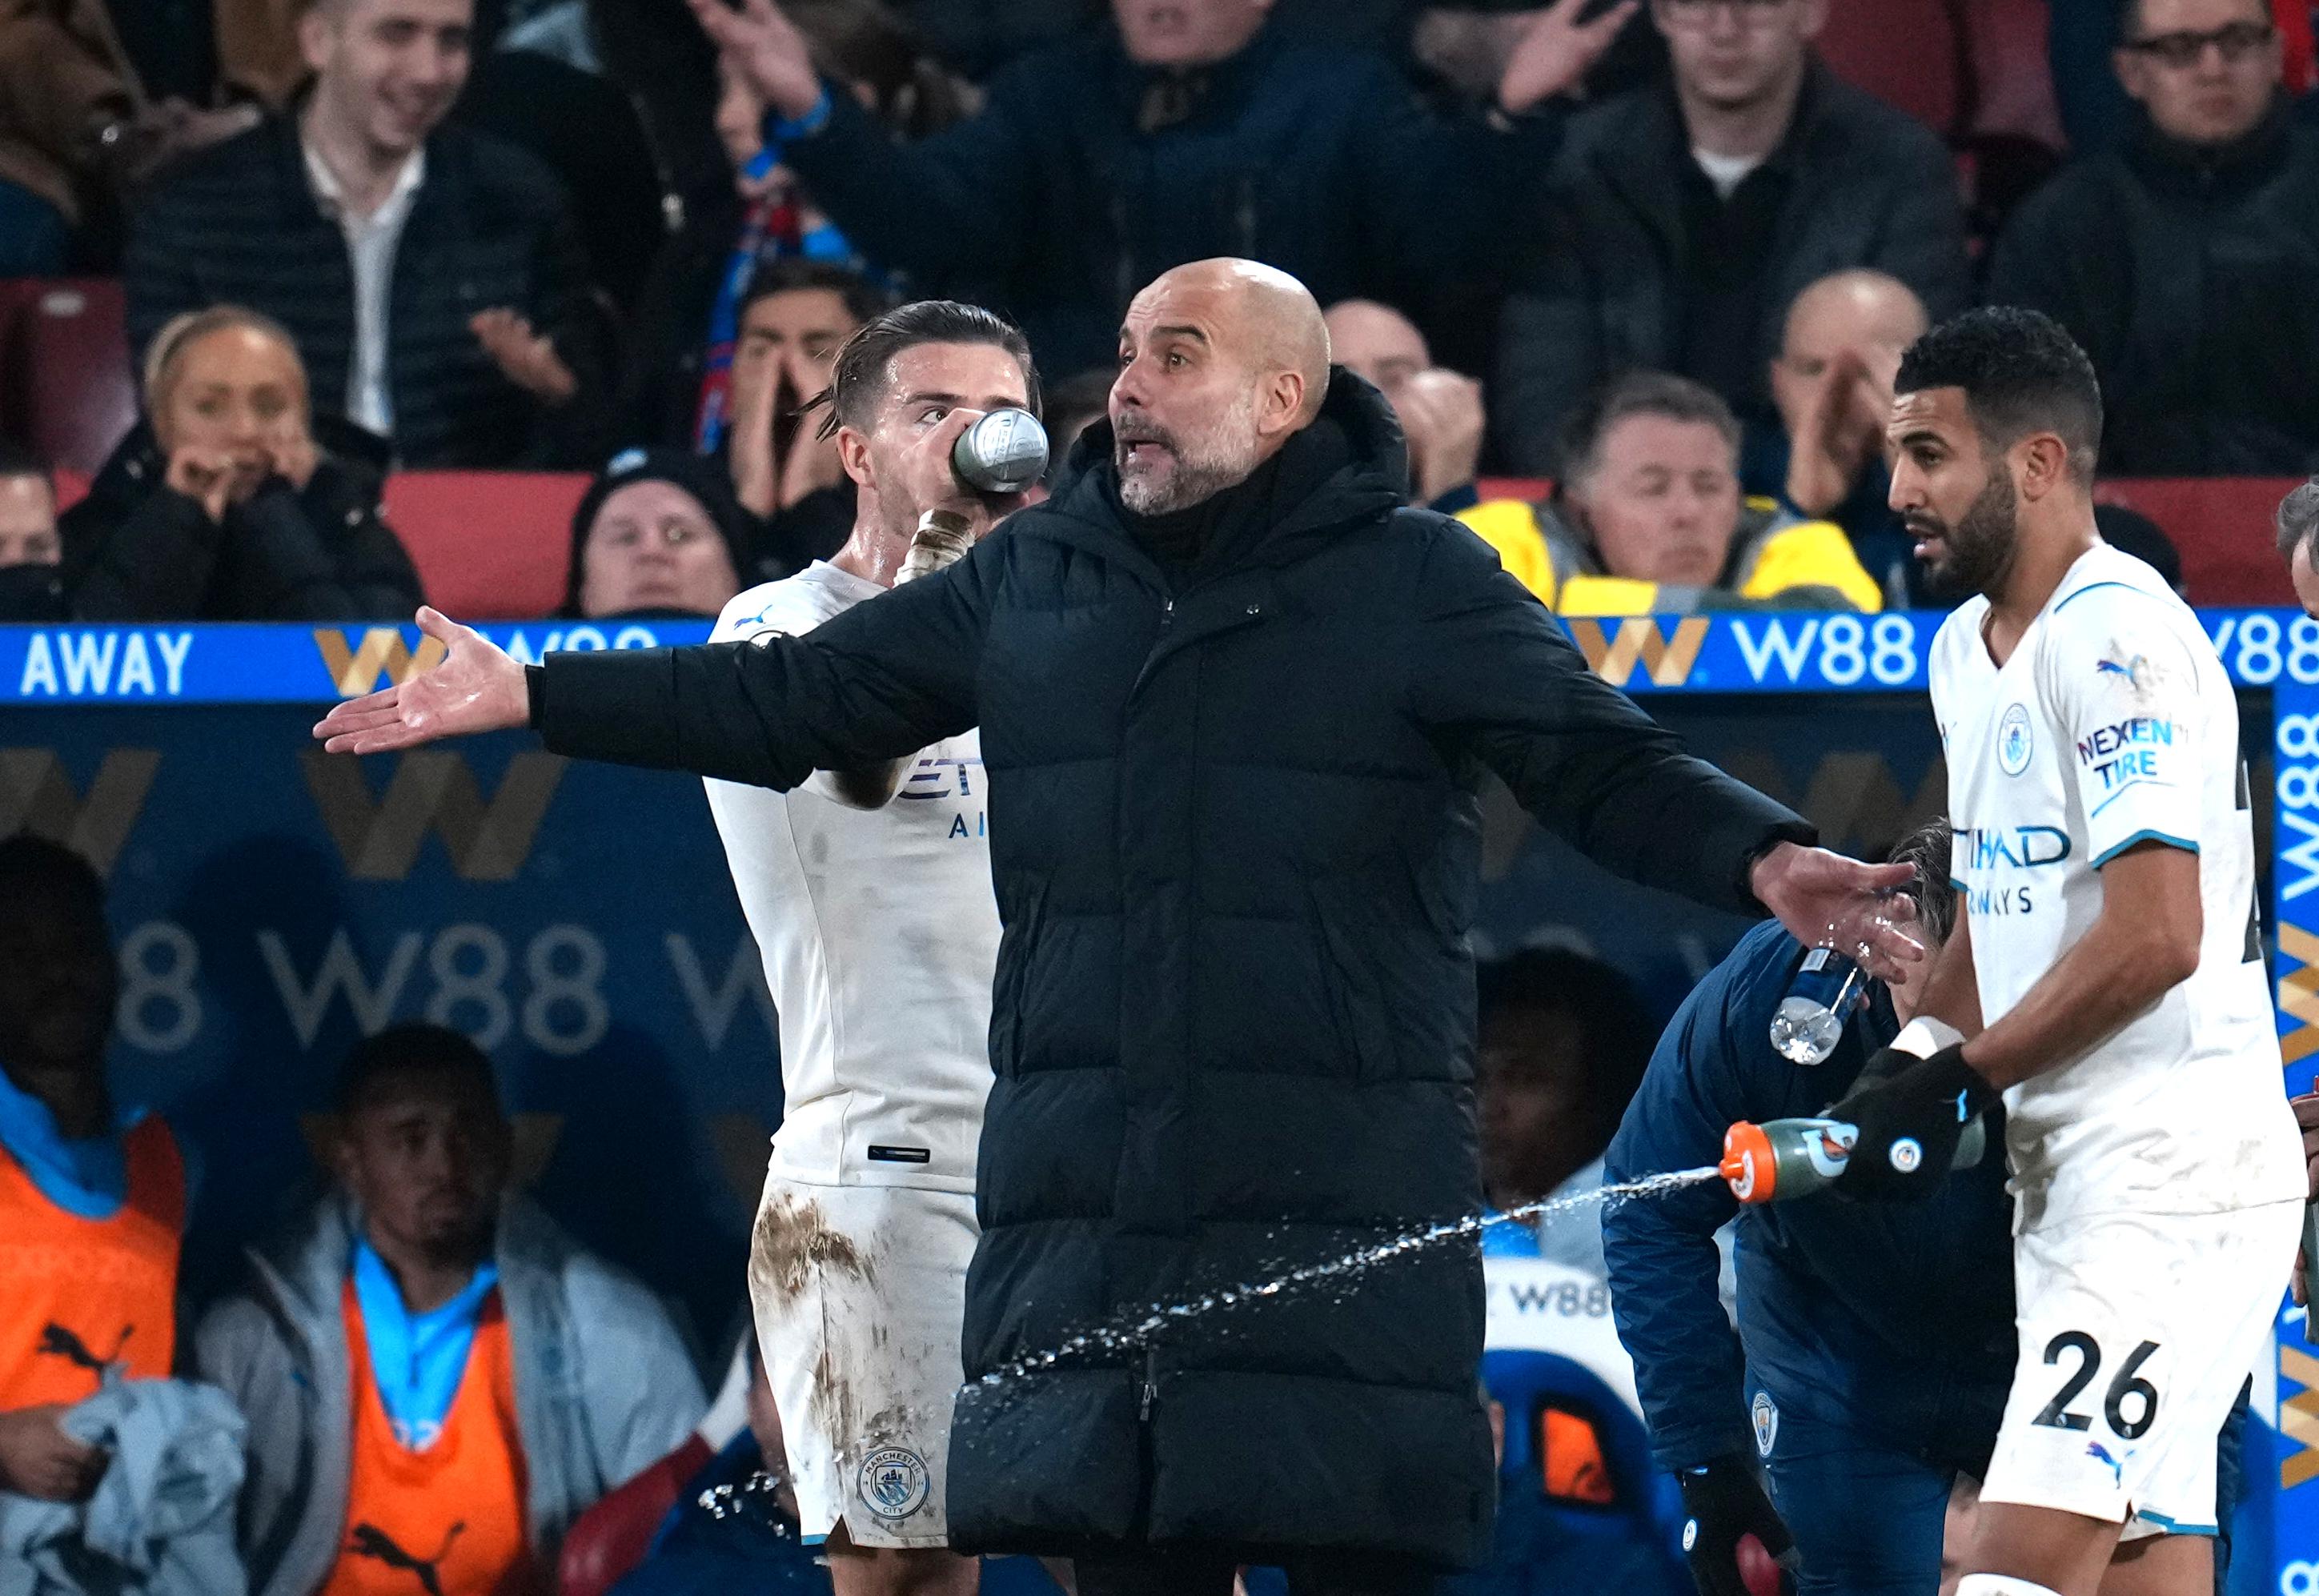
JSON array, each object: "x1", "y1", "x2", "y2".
[
  {"x1": 382, "y1": 470, "x2": 589, "y2": 619},
  {"x1": 1816, "y1": 0, "x2": 1964, "y2": 138},
  {"x1": 2099, "y1": 478, "x2": 2301, "y2": 607},
  {"x1": 0, "y1": 279, "x2": 136, "y2": 476},
  {"x1": 1477, "y1": 1348, "x2": 1702, "y2": 1594},
  {"x1": 557, "y1": 1432, "x2": 713, "y2": 1596}
]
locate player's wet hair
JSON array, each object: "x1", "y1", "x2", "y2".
[
  {"x1": 2276, "y1": 478, "x2": 2319, "y2": 566},
  {"x1": 1895, "y1": 307, "x2": 2103, "y2": 484},
  {"x1": 1884, "y1": 819, "x2": 1957, "y2": 946},
  {"x1": 808, "y1": 299, "x2": 1041, "y2": 441},
  {"x1": 335, "y1": 1021, "x2": 504, "y2": 1117},
  {"x1": 1557, "y1": 370, "x2": 1739, "y2": 487}
]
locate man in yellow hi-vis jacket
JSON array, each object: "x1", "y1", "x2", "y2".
[{"x1": 1460, "y1": 371, "x2": 1880, "y2": 616}]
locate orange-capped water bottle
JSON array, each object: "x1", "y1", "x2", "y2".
[{"x1": 1719, "y1": 1117, "x2": 1857, "y2": 1205}]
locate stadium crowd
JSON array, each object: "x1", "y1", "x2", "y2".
[
  {"x1": 5, "y1": 0, "x2": 2319, "y2": 1590},
  {"x1": 7, "y1": 0, "x2": 2319, "y2": 625}
]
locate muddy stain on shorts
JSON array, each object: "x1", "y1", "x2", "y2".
[
  {"x1": 750, "y1": 1189, "x2": 873, "y2": 1299},
  {"x1": 751, "y1": 1189, "x2": 881, "y2": 1466}
]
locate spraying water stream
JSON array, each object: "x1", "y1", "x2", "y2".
[
  {"x1": 965, "y1": 1164, "x2": 1723, "y2": 1392},
  {"x1": 700, "y1": 1163, "x2": 1726, "y2": 1519}
]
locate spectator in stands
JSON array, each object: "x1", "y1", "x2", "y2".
[
  {"x1": 0, "y1": 836, "x2": 186, "y2": 1503},
  {"x1": 196, "y1": 1022, "x2": 704, "y2": 1596},
  {"x1": 2277, "y1": 476, "x2": 2319, "y2": 616},
  {"x1": 689, "y1": 0, "x2": 1631, "y2": 374},
  {"x1": 618, "y1": 0, "x2": 963, "y2": 449},
  {"x1": 1458, "y1": 948, "x2": 1692, "y2": 1596},
  {"x1": 566, "y1": 447, "x2": 753, "y2": 618},
  {"x1": 61, "y1": 306, "x2": 423, "y2": 620},
  {"x1": 1763, "y1": 269, "x2": 1928, "y2": 604},
  {"x1": 1986, "y1": 0, "x2": 2319, "y2": 474},
  {"x1": 1477, "y1": 946, "x2": 1656, "y2": 1262},
  {"x1": 0, "y1": 445, "x2": 66, "y2": 620},
  {"x1": 1458, "y1": 371, "x2": 1881, "y2": 613},
  {"x1": 0, "y1": 0, "x2": 295, "y2": 274},
  {"x1": 1323, "y1": 298, "x2": 1487, "y2": 514},
  {"x1": 713, "y1": 262, "x2": 885, "y2": 573},
  {"x1": 125, "y1": 0, "x2": 605, "y2": 468},
  {"x1": 1492, "y1": 0, "x2": 1971, "y2": 474}
]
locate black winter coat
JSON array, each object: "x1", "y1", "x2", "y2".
[
  {"x1": 126, "y1": 114, "x2": 607, "y2": 469},
  {"x1": 1984, "y1": 98, "x2": 2319, "y2": 476},
  {"x1": 1494, "y1": 62, "x2": 1971, "y2": 473},
  {"x1": 534, "y1": 375, "x2": 1809, "y2": 1565},
  {"x1": 62, "y1": 424, "x2": 423, "y2": 621}
]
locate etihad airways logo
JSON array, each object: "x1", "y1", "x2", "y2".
[{"x1": 299, "y1": 748, "x2": 564, "y2": 881}]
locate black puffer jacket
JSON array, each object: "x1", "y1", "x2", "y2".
[
  {"x1": 62, "y1": 423, "x2": 423, "y2": 621},
  {"x1": 536, "y1": 373, "x2": 1809, "y2": 1566}
]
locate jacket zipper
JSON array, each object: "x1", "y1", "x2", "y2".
[{"x1": 1139, "y1": 1349, "x2": 1158, "y2": 1421}]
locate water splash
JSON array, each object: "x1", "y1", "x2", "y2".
[{"x1": 963, "y1": 1164, "x2": 1723, "y2": 1396}]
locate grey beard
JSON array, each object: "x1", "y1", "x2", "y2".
[{"x1": 1117, "y1": 451, "x2": 1253, "y2": 515}]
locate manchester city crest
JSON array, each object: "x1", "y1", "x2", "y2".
[
  {"x1": 1751, "y1": 1391, "x2": 1778, "y2": 1458},
  {"x1": 1997, "y1": 704, "x2": 2033, "y2": 776},
  {"x1": 858, "y1": 1446, "x2": 933, "y2": 1521}
]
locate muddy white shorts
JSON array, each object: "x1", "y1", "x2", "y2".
[
  {"x1": 748, "y1": 1174, "x2": 978, "y2": 1549},
  {"x1": 1979, "y1": 1198, "x2": 2297, "y2": 1538}
]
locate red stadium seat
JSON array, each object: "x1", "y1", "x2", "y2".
[
  {"x1": 1, "y1": 279, "x2": 136, "y2": 476},
  {"x1": 1964, "y1": 0, "x2": 2065, "y2": 149},
  {"x1": 2098, "y1": 478, "x2": 2301, "y2": 607},
  {"x1": 556, "y1": 1432, "x2": 712, "y2": 1596},
  {"x1": 382, "y1": 470, "x2": 589, "y2": 620},
  {"x1": 1816, "y1": 0, "x2": 1964, "y2": 137}
]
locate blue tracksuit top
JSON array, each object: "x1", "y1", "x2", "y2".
[{"x1": 1601, "y1": 920, "x2": 2017, "y2": 1475}]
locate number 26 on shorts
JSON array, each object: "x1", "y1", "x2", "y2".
[{"x1": 2032, "y1": 1331, "x2": 2161, "y2": 1440}]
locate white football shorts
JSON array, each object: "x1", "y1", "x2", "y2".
[
  {"x1": 1980, "y1": 1197, "x2": 2298, "y2": 1539},
  {"x1": 748, "y1": 1174, "x2": 978, "y2": 1549}
]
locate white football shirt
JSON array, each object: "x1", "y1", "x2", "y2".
[
  {"x1": 705, "y1": 563, "x2": 1001, "y2": 1193},
  {"x1": 1929, "y1": 543, "x2": 2301, "y2": 1225}
]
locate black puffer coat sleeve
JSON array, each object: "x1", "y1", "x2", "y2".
[
  {"x1": 69, "y1": 487, "x2": 224, "y2": 620},
  {"x1": 537, "y1": 532, "x2": 997, "y2": 785},
  {"x1": 231, "y1": 467, "x2": 423, "y2": 619},
  {"x1": 1407, "y1": 520, "x2": 1812, "y2": 916}
]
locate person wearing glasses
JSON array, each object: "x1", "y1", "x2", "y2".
[
  {"x1": 1492, "y1": 0, "x2": 1972, "y2": 475},
  {"x1": 1987, "y1": 0, "x2": 2319, "y2": 476}
]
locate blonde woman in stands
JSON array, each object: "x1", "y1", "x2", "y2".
[{"x1": 61, "y1": 307, "x2": 423, "y2": 622}]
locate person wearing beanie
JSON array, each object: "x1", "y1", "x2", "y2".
[{"x1": 563, "y1": 447, "x2": 756, "y2": 620}]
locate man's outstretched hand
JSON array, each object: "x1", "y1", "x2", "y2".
[
  {"x1": 311, "y1": 608, "x2": 531, "y2": 754},
  {"x1": 1750, "y1": 841, "x2": 1923, "y2": 981}
]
